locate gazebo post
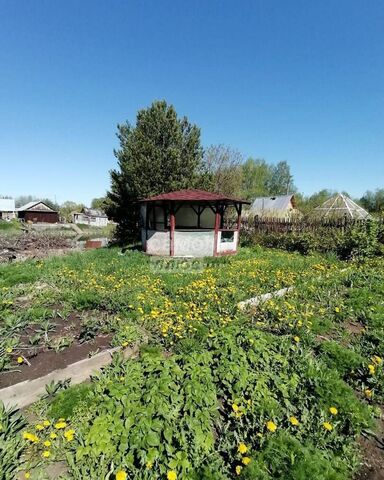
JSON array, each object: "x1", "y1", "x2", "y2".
[
  {"x1": 213, "y1": 203, "x2": 220, "y2": 256},
  {"x1": 170, "y1": 202, "x2": 175, "y2": 257},
  {"x1": 236, "y1": 202, "x2": 242, "y2": 248}
]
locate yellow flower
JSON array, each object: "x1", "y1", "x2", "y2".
[
  {"x1": 368, "y1": 364, "x2": 375, "y2": 375},
  {"x1": 35, "y1": 424, "x2": 44, "y2": 431},
  {"x1": 238, "y1": 442, "x2": 248, "y2": 454},
  {"x1": 236, "y1": 465, "x2": 242, "y2": 475},
  {"x1": 334, "y1": 307, "x2": 340, "y2": 313},
  {"x1": 146, "y1": 461, "x2": 153, "y2": 469},
  {"x1": 323, "y1": 422, "x2": 333, "y2": 431},
  {"x1": 293, "y1": 336, "x2": 300, "y2": 343},
  {"x1": 242, "y1": 456, "x2": 251, "y2": 465},
  {"x1": 116, "y1": 471, "x2": 127, "y2": 480},
  {"x1": 232, "y1": 403, "x2": 240, "y2": 412},
  {"x1": 43, "y1": 420, "x2": 50, "y2": 427},
  {"x1": 42, "y1": 450, "x2": 51, "y2": 458},
  {"x1": 121, "y1": 342, "x2": 128, "y2": 347},
  {"x1": 23, "y1": 432, "x2": 39, "y2": 443},
  {"x1": 44, "y1": 440, "x2": 52, "y2": 447},
  {"x1": 6, "y1": 347, "x2": 12, "y2": 353},
  {"x1": 50, "y1": 432, "x2": 57, "y2": 439},
  {"x1": 17, "y1": 356, "x2": 24, "y2": 364},
  {"x1": 24, "y1": 473, "x2": 31, "y2": 479},
  {"x1": 54, "y1": 421, "x2": 67, "y2": 429},
  {"x1": 329, "y1": 407, "x2": 338, "y2": 415},
  {"x1": 64, "y1": 429, "x2": 75, "y2": 441},
  {"x1": 167, "y1": 471, "x2": 177, "y2": 480},
  {"x1": 289, "y1": 416, "x2": 299, "y2": 426},
  {"x1": 266, "y1": 420, "x2": 277, "y2": 432},
  {"x1": 364, "y1": 389, "x2": 372, "y2": 398}
]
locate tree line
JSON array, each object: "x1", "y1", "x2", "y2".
[{"x1": 105, "y1": 100, "x2": 383, "y2": 243}]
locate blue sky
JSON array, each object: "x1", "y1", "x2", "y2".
[{"x1": 0, "y1": 0, "x2": 383, "y2": 205}]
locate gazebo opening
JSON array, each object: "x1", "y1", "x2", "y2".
[{"x1": 140, "y1": 189, "x2": 250, "y2": 257}]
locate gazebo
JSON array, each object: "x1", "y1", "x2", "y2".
[{"x1": 140, "y1": 189, "x2": 250, "y2": 257}]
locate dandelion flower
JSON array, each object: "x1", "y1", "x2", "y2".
[
  {"x1": 54, "y1": 421, "x2": 67, "y2": 429},
  {"x1": 323, "y1": 422, "x2": 333, "y2": 431},
  {"x1": 238, "y1": 442, "x2": 248, "y2": 454},
  {"x1": 6, "y1": 347, "x2": 12, "y2": 353},
  {"x1": 167, "y1": 471, "x2": 177, "y2": 480},
  {"x1": 236, "y1": 465, "x2": 242, "y2": 475},
  {"x1": 116, "y1": 471, "x2": 127, "y2": 480},
  {"x1": 289, "y1": 416, "x2": 299, "y2": 426},
  {"x1": 232, "y1": 403, "x2": 240, "y2": 412},
  {"x1": 372, "y1": 355, "x2": 382, "y2": 365},
  {"x1": 44, "y1": 440, "x2": 51, "y2": 447},
  {"x1": 335, "y1": 307, "x2": 340, "y2": 313},
  {"x1": 24, "y1": 473, "x2": 31, "y2": 479},
  {"x1": 368, "y1": 364, "x2": 375, "y2": 375},
  {"x1": 242, "y1": 457, "x2": 251, "y2": 465},
  {"x1": 293, "y1": 336, "x2": 300, "y2": 343},
  {"x1": 364, "y1": 389, "x2": 372, "y2": 398},
  {"x1": 42, "y1": 450, "x2": 51, "y2": 458},
  {"x1": 146, "y1": 461, "x2": 153, "y2": 469},
  {"x1": 17, "y1": 357, "x2": 24, "y2": 364},
  {"x1": 43, "y1": 420, "x2": 50, "y2": 427},
  {"x1": 50, "y1": 432, "x2": 57, "y2": 439},
  {"x1": 266, "y1": 420, "x2": 277, "y2": 432},
  {"x1": 329, "y1": 407, "x2": 338, "y2": 415},
  {"x1": 35, "y1": 424, "x2": 44, "y2": 431}
]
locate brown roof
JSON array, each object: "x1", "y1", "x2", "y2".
[{"x1": 142, "y1": 189, "x2": 250, "y2": 203}]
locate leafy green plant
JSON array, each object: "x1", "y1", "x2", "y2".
[{"x1": 0, "y1": 402, "x2": 26, "y2": 479}]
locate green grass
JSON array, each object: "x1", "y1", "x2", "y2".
[{"x1": 1, "y1": 247, "x2": 383, "y2": 479}]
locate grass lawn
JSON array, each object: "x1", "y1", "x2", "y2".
[{"x1": 0, "y1": 246, "x2": 383, "y2": 479}]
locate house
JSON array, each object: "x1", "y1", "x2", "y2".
[
  {"x1": 313, "y1": 193, "x2": 371, "y2": 220},
  {"x1": 140, "y1": 189, "x2": 250, "y2": 257},
  {"x1": 0, "y1": 199, "x2": 16, "y2": 220},
  {"x1": 250, "y1": 194, "x2": 301, "y2": 219},
  {"x1": 17, "y1": 201, "x2": 59, "y2": 223},
  {"x1": 73, "y1": 208, "x2": 109, "y2": 227}
]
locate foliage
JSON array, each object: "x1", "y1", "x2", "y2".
[
  {"x1": 0, "y1": 403, "x2": 26, "y2": 480},
  {"x1": 2, "y1": 247, "x2": 384, "y2": 478},
  {"x1": 59, "y1": 201, "x2": 86, "y2": 222},
  {"x1": 90, "y1": 197, "x2": 107, "y2": 210},
  {"x1": 360, "y1": 188, "x2": 384, "y2": 214},
  {"x1": 202, "y1": 144, "x2": 244, "y2": 196},
  {"x1": 241, "y1": 158, "x2": 273, "y2": 200},
  {"x1": 106, "y1": 100, "x2": 204, "y2": 244},
  {"x1": 265, "y1": 161, "x2": 296, "y2": 196}
]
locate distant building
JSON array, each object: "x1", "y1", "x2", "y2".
[
  {"x1": 17, "y1": 201, "x2": 59, "y2": 223},
  {"x1": 0, "y1": 199, "x2": 16, "y2": 220},
  {"x1": 250, "y1": 194, "x2": 301, "y2": 219},
  {"x1": 73, "y1": 208, "x2": 109, "y2": 227}
]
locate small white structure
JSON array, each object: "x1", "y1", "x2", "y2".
[
  {"x1": 250, "y1": 194, "x2": 301, "y2": 219},
  {"x1": 0, "y1": 199, "x2": 16, "y2": 220},
  {"x1": 140, "y1": 189, "x2": 250, "y2": 257},
  {"x1": 314, "y1": 193, "x2": 371, "y2": 220},
  {"x1": 73, "y1": 208, "x2": 109, "y2": 227}
]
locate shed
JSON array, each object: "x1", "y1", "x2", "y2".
[
  {"x1": 0, "y1": 199, "x2": 16, "y2": 220},
  {"x1": 250, "y1": 194, "x2": 301, "y2": 219},
  {"x1": 140, "y1": 189, "x2": 250, "y2": 257},
  {"x1": 313, "y1": 193, "x2": 371, "y2": 220},
  {"x1": 17, "y1": 201, "x2": 59, "y2": 223},
  {"x1": 73, "y1": 208, "x2": 108, "y2": 227}
]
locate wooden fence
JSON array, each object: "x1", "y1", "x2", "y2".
[{"x1": 241, "y1": 216, "x2": 382, "y2": 235}]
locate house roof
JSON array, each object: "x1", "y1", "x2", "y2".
[
  {"x1": 250, "y1": 194, "x2": 296, "y2": 212},
  {"x1": 0, "y1": 198, "x2": 15, "y2": 212},
  {"x1": 142, "y1": 189, "x2": 250, "y2": 204},
  {"x1": 83, "y1": 208, "x2": 108, "y2": 218},
  {"x1": 314, "y1": 193, "x2": 371, "y2": 219},
  {"x1": 17, "y1": 201, "x2": 57, "y2": 213}
]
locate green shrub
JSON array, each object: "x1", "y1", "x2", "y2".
[{"x1": 0, "y1": 403, "x2": 26, "y2": 480}]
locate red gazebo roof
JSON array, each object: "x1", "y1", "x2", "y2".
[{"x1": 142, "y1": 189, "x2": 250, "y2": 204}]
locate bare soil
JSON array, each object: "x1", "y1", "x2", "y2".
[
  {"x1": 356, "y1": 416, "x2": 384, "y2": 480},
  {"x1": 0, "y1": 311, "x2": 113, "y2": 388}
]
